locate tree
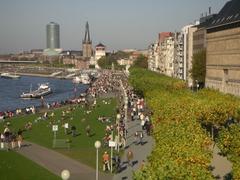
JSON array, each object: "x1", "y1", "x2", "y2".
[
  {"x1": 133, "y1": 55, "x2": 148, "y2": 69},
  {"x1": 191, "y1": 50, "x2": 206, "y2": 86},
  {"x1": 97, "y1": 51, "x2": 130, "y2": 70},
  {"x1": 97, "y1": 56, "x2": 111, "y2": 69}
]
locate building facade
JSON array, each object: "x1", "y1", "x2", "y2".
[
  {"x1": 148, "y1": 42, "x2": 159, "y2": 71},
  {"x1": 158, "y1": 32, "x2": 173, "y2": 74},
  {"x1": 148, "y1": 32, "x2": 184, "y2": 79},
  {"x1": 206, "y1": 0, "x2": 240, "y2": 96},
  {"x1": 46, "y1": 22, "x2": 60, "y2": 49},
  {"x1": 160, "y1": 36, "x2": 175, "y2": 77},
  {"x1": 174, "y1": 32, "x2": 184, "y2": 79},
  {"x1": 182, "y1": 25, "x2": 197, "y2": 86},
  {"x1": 95, "y1": 43, "x2": 106, "y2": 60}
]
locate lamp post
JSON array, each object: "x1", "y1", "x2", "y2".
[
  {"x1": 110, "y1": 130, "x2": 114, "y2": 173},
  {"x1": 124, "y1": 96, "x2": 128, "y2": 140},
  {"x1": 116, "y1": 113, "x2": 121, "y2": 152},
  {"x1": 94, "y1": 141, "x2": 101, "y2": 180},
  {"x1": 61, "y1": 170, "x2": 70, "y2": 180}
]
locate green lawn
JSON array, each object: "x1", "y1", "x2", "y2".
[
  {"x1": 0, "y1": 98, "x2": 118, "y2": 170},
  {"x1": 0, "y1": 151, "x2": 60, "y2": 180}
]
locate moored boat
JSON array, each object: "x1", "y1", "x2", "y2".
[
  {"x1": 72, "y1": 74, "x2": 90, "y2": 84},
  {"x1": 20, "y1": 83, "x2": 52, "y2": 98},
  {"x1": 1, "y1": 73, "x2": 20, "y2": 79},
  {"x1": 72, "y1": 76, "x2": 81, "y2": 84}
]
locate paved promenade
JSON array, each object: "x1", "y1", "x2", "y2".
[
  {"x1": 113, "y1": 119, "x2": 154, "y2": 180},
  {"x1": 211, "y1": 145, "x2": 232, "y2": 179},
  {"x1": 15, "y1": 109, "x2": 154, "y2": 180},
  {"x1": 16, "y1": 141, "x2": 112, "y2": 180}
]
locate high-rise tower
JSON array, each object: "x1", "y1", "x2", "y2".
[
  {"x1": 46, "y1": 22, "x2": 60, "y2": 49},
  {"x1": 82, "y1": 22, "x2": 92, "y2": 58}
]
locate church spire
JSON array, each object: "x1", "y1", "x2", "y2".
[
  {"x1": 82, "y1": 21, "x2": 92, "y2": 58},
  {"x1": 83, "y1": 21, "x2": 91, "y2": 43}
]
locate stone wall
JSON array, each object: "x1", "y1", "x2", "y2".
[
  {"x1": 206, "y1": 27, "x2": 240, "y2": 96},
  {"x1": 193, "y1": 28, "x2": 206, "y2": 54}
]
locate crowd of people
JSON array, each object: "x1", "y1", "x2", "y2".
[
  {"x1": 93, "y1": 70, "x2": 153, "y2": 173},
  {"x1": 0, "y1": 125, "x2": 24, "y2": 150},
  {"x1": 87, "y1": 70, "x2": 124, "y2": 98},
  {"x1": 0, "y1": 69, "x2": 152, "y2": 174}
]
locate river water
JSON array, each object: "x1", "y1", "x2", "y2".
[{"x1": 0, "y1": 76, "x2": 88, "y2": 112}]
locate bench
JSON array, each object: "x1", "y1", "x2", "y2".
[{"x1": 52, "y1": 139, "x2": 70, "y2": 149}]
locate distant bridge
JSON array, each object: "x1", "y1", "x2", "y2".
[{"x1": 0, "y1": 60, "x2": 37, "y2": 64}]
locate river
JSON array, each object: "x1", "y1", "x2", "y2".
[{"x1": 0, "y1": 76, "x2": 88, "y2": 112}]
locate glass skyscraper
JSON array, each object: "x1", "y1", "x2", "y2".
[{"x1": 46, "y1": 22, "x2": 60, "y2": 49}]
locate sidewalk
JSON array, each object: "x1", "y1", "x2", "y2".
[
  {"x1": 16, "y1": 141, "x2": 112, "y2": 180},
  {"x1": 113, "y1": 119, "x2": 154, "y2": 180},
  {"x1": 211, "y1": 145, "x2": 232, "y2": 179}
]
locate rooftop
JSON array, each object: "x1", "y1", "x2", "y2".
[
  {"x1": 207, "y1": 0, "x2": 240, "y2": 29},
  {"x1": 96, "y1": 43, "x2": 105, "y2": 47}
]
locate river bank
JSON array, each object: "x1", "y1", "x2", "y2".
[
  {"x1": 0, "y1": 64, "x2": 81, "y2": 79},
  {"x1": 0, "y1": 75, "x2": 89, "y2": 112},
  {"x1": 0, "y1": 72, "x2": 53, "y2": 78}
]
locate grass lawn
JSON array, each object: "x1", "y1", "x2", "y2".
[
  {"x1": 0, "y1": 98, "x2": 118, "y2": 170},
  {"x1": 0, "y1": 151, "x2": 60, "y2": 180}
]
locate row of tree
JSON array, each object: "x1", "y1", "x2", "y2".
[
  {"x1": 97, "y1": 51, "x2": 148, "y2": 70},
  {"x1": 128, "y1": 68, "x2": 240, "y2": 179}
]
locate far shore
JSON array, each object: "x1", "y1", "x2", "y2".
[{"x1": 0, "y1": 71, "x2": 70, "y2": 79}]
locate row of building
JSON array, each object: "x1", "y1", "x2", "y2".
[
  {"x1": 45, "y1": 21, "x2": 106, "y2": 61},
  {"x1": 3, "y1": 21, "x2": 107, "y2": 69},
  {"x1": 148, "y1": 0, "x2": 240, "y2": 96},
  {"x1": 4, "y1": 20, "x2": 150, "y2": 69}
]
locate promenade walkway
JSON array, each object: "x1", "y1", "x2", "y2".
[
  {"x1": 13, "y1": 70, "x2": 154, "y2": 180},
  {"x1": 16, "y1": 141, "x2": 112, "y2": 180},
  {"x1": 211, "y1": 145, "x2": 232, "y2": 179},
  {"x1": 113, "y1": 119, "x2": 154, "y2": 180}
]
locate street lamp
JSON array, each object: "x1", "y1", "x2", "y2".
[
  {"x1": 124, "y1": 97, "x2": 128, "y2": 140},
  {"x1": 61, "y1": 170, "x2": 70, "y2": 180},
  {"x1": 116, "y1": 113, "x2": 121, "y2": 152},
  {"x1": 94, "y1": 141, "x2": 101, "y2": 180}
]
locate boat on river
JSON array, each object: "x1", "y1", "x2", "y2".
[
  {"x1": 1, "y1": 72, "x2": 20, "y2": 79},
  {"x1": 20, "y1": 83, "x2": 52, "y2": 98},
  {"x1": 72, "y1": 74, "x2": 90, "y2": 84}
]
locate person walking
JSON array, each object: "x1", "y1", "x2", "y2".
[
  {"x1": 127, "y1": 150, "x2": 134, "y2": 167},
  {"x1": 114, "y1": 153, "x2": 121, "y2": 173},
  {"x1": 17, "y1": 134, "x2": 23, "y2": 148},
  {"x1": 139, "y1": 131, "x2": 144, "y2": 145},
  {"x1": 102, "y1": 151, "x2": 110, "y2": 171},
  {"x1": 140, "y1": 114, "x2": 145, "y2": 130},
  {"x1": 134, "y1": 131, "x2": 139, "y2": 145},
  {"x1": 140, "y1": 160, "x2": 145, "y2": 170}
]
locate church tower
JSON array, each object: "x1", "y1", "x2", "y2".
[{"x1": 82, "y1": 22, "x2": 92, "y2": 59}]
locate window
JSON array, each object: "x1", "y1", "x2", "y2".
[{"x1": 224, "y1": 69, "x2": 229, "y2": 83}]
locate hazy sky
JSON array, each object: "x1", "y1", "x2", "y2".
[{"x1": 0, "y1": 0, "x2": 228, "y2": 54}]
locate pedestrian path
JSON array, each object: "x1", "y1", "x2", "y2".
[
  {"x1": 16, "y1": 141, "x2": 112, "y2": 180},
  {"x1": 211, "y1": 145, "x2": 232, "y2": 179},
  {"x1": 113, "y1": 119, "x2": 154, "y2": 180}
]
